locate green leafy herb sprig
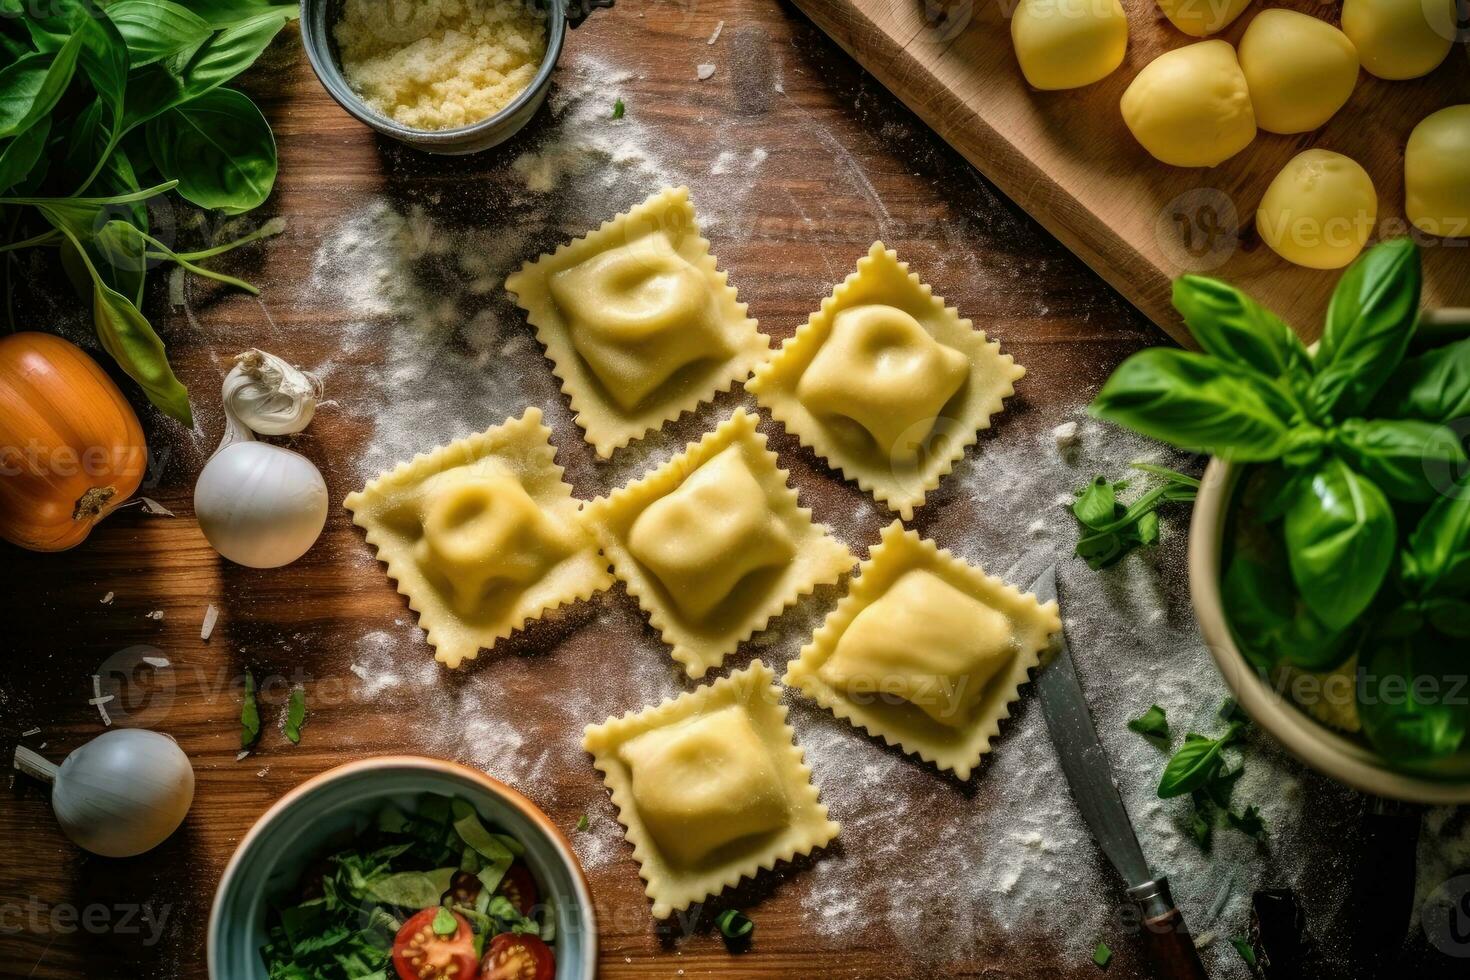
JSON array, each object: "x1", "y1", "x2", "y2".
[
  {"x1": 1131, "y1": 702, "x2": 1265, "y2": 849},
  {"x1": 1072, "y1": 463, "x2": 1199, "y2": 568},
  {"x1": 1093, "y1": 239, "x2": 1470, "y2": 766},
  {"x1": 0, "y1": 0, "x2": 297, "y2": 423}
]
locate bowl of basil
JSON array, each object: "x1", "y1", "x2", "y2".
[{"x1": 1093, "y1": 238, "x2": 1470, "y2": 803}]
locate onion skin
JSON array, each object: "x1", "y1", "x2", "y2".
[{"x1": 0, "y1": 333, "x2": 147, "y2": 552}]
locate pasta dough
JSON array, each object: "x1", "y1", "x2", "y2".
[
  {"x1": 506, "y1": 187, "x2": 769, "y2": 457},
  {"x1": 1237, "y1": 10, "x2": 1359, "y2": 135},
  {"x1": 1154, "y1": 0, "x2": 1252, "y2": 36},
  {"x1": 1010, "y1": 0, "x2": 1129, "y2": 91},
  {"x1": 1256, "y1": 150, "x2": 1377, "y2": 270},
  {"x1": 584, "y1": 660, "x2": 840, "y2": 919},
  {"x1": 785, "y1": 521, "x2": 1062, "y2": 779},
  {"x1": 747, "y1": 243, "x2": 1023, "y2": 520},
  {"x1": 584, "y1": 409, "x2": 854, "y2": 677},
  {"x1": 344, "y1": 408, "x2": 612, "y2": 667},
  {"x1": 1120, "y1": 41, "x2": 1256, "y2": 168},
  {"x1": 1341, "y1": 0, "x2": 1454, "y2": 80},
  {"x1": 1405, "y1": 105, "x2": 1470, "y2": 238}
]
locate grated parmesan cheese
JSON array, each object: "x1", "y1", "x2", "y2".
[{"x1": 335, "y1": 0, "x2": 547, "y2": 132}]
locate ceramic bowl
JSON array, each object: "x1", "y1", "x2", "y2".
[
  {"x1": 299, "y1": 0, "x2": 609, "y2": 154},
  {"x1": 1190, "y1": 460, "x2": 1470, "y2": 805},
  {"x1": 208, "y1": 755, "x2": 596, "y2": 978}
]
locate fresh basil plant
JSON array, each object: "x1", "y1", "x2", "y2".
[
  {"x1": 0, "y1": 0, "x2": 297, "y2": 423},
  {"x1": 1093, "y1": 239, "x2": 1470, "y2": 766}
]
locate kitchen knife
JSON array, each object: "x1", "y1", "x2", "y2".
[{"x1": 1029, "y1": 564, "x2": 1209, "y2": 980}]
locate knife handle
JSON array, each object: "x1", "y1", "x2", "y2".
[{"x1": 1128, "y1": 877, "x2": 1209, "y2": 980}]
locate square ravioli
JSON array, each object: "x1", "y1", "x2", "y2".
[
  {"x1": 344, "y1": 408, "x2": 612, "y2": 668},
  {"x1": 583, "y1": 660, "x2": 840, "y2": 919},
  {"x1": 746, "y1": 241, "x2": 1024, "y2": 519},
  {"x1": 584, "y1": 409, "x2": 855, "y2": 678},
  {"x1": 784, "y1": 521, "x2": 1061, "y2": 779},
  {"x1": 505, "y1": 186, "x2": 770, "y2": 458}
]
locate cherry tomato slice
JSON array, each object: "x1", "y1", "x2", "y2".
[
  {"x1": 449, "y1": 870, "x2": 483, "y2": 907},
  {"x1": 496, "y1": 863, "x2": 539, "y2": 917},
  {"x1": 392, "y1": 908, "x2": 480, "y2": 980},
  {"x1": 480, "y1": 933, "x2": 554, "y2": 980}
]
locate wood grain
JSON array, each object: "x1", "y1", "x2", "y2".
[{"x1": 788, "y1": 0, "x2": 1470, "y2": 343}]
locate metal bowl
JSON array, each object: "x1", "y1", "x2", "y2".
[{"x1": 299, "y1": 0, "x2": 610, "y2": 154}]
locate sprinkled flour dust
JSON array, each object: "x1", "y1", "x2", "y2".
[{"x1": 291, "y1": 43, "x2": 1470, "y2": 977}]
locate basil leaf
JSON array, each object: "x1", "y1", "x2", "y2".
[
  {"x1": 284, "y1": 685, "x2": 306, "y2": 744},
  {"x1": 1158, "y1": 726, "x2": 1240, "y2": 798},
  {"x1": 1310, "y1": 238, "x2": 1421, "y2": 419},
  {"x1": 1222, "y1": 553, "x2": 1356, "y2": 671},
  {"x1": 0, "y1": 36, "x2": 83, "y2": 138},
  {"x1": 1371, "y1": 337, "x2": 1470, "y2": 424},
  {"x1": 176, "y1": 0, "x2": 299, "y2": 29},
  {"x1": 0, "y1": 115, "x2": 51, "y2": 193},
  {"x1": 1357, "y1": 636, "x2": 1469, "y2": 761},
  {"x1": 93, "y1": 216, "x2": 150, "y2": 306},
  {"x1": 1333, "y1": 418, "x2": 1467, "y2": 503},
  {"x1": 1226, "y1": 803, "x2": 1266, "y2": 839},
  {"x1": 105, "y1": 0, "x2": 214, "y2": 68},
  {"x1": 365, "y1": 868, "x2": 455, "y2": 909},
  {"x1": 146, "y1": 87, "x2": 276, "y2": 213},
  {"x1": 430, "y1": 906, "x2": 457, "y2": 936},
  {"x1": 74, "y1": 11, "x2": 129, "y2": 131},
  {"x1": 91, "y1": 276, "x2": 194, "y2": 423},
  {"x1": 1172, "y1": 274, "x2": 1310, "y2": 381},
  {"x1": 1072, "y1": 476, "x2": 1115, "y2": 528},
  {"x1": 1127, "y1": 704, "x2": 1170, "y2": 740},
  {"x1": 1284, "y1": 457, "x2": 1396, "y2": 631},
  {"x1": 240, "y1": 670, "x2": 260, "y2": 749},
  {"x1": 1402, "y1": 491, "x2": 1470, "y2": 598},
  {"x1": 1425, "y1": 598, "x2": 1470, "y2": 638},
  {"x1": 176, "y1": 12, "x2": 289, "y2": 102},
  {"x1": 1091, "y1": 348, "x2": 1297, "y2": 461}
]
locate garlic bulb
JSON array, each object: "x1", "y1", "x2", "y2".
[
  {"x1": 194, "y1": 349, "x2": 329, "y2": 568},
  {"x1": 13, "y1": 730, "x2": 195, "y2": 857}
]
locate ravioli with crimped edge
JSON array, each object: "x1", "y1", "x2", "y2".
[
  {"x1": 344, "y1": 408, "x2": 612, "y2": 668},
  {"x1": 747, "y1": 241, "x2": 1023, "y2": 520},
  {"x1": 784, "y1": 521, "x2": 1061, "y2": 779},
  {"x1": 505, "y1": 186, "x2": 769, "y2": 458},
  {"x1": 583, "y1": 409, "x2": 854, "y2": 678},
  {"x1": 583, "y1": 660, "x2": 840, "y2": 919}
]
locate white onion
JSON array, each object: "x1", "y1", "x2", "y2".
[
  {"x1": 194, "y1": 349, "x2": 328, "y2": 568},
  {"x1": 13, "y1": 730, "x2": 195, "y2": 858}
]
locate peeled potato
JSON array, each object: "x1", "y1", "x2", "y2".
[
  {"x1": 1154, "y1": 0, "x2": 1253, "y2": 36},
  {"x1": 1239, "y1": 10, "x2": 1359, "y2": 135},
  {"x1": 1341, "y1": 0, "x2": 1455, "y2": 80},
  {"x1": 1405, "y1": 105, "x2": 1470, "y2": 238},
  {"x1": 1011, "y1": 0, "x2": 1129, "y2": 90},
  {"x1": 1120, "y1": 41, "x2": 1256, "y2": 167},
  {"x1": 1257, "y1": 149, "x2": 1377, "y2": 269}
]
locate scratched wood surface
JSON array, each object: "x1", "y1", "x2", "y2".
[
  {"x1": 0, "y1": 1, "x2": 1460, "y2": 979},
  {"x1": 790, "y1": 0, "x2": 1470, "y2": 344}
]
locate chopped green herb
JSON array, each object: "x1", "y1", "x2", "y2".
[
  {"x1": 1188, "y1": 801, "x2": 1213, "y2": 849},
  {"x1": 1126, "y1": 704, "x2": 1170, "y2": 741},
  {"x1": 1157, "y1": 723, "x2": 1243, "y2": 798},
  {"x1": 240, "y1": 671, "x2": 261, "y2": 750},
  {"x1": 612, "y1": 97, "x2": 625, "y2": 119},
  {"x1": 575, "y1": 813, "x2": 590, "y2": 832},
  {"x1": 1219, "y1": 697, "x2": 1245, "y2": 723},
  {"x1": 432, "y1": 906, "x2": 458, "y2": 936},
  {"x1": 1231, "y1": 936, "x2": 1257, "y2": 967},
  {"x1": 1227, "y1": 804, "x2": 1267, "y2": 839},
  {"x1": 284, "y1": 685, "x2": 307, "y2": 745},
  {"x1": 1092, "y1": 939, "x2": 1112, "y2": 968},
  {"x1": 715, "y1": 908, "x2": 754, "y2": 941},
  {"x1": 1072, "y1": 463, "x2": 1198, "y2": 570}
]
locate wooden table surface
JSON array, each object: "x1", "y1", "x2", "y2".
[{"x1": 2, "y1": 2, "x2": 1462, "y2": 979}]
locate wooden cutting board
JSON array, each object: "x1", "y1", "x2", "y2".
[{"x1": 788, "y1": 0, "x2": 1470, "y2": 345}]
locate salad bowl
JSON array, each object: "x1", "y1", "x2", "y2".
[{"x1": 208, "y1": 755, "x2": 596, "y2": 979}]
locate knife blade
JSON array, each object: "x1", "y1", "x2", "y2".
[{"x1": 1029, "y1": 564, "x2": 1208, "y2": 980}]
